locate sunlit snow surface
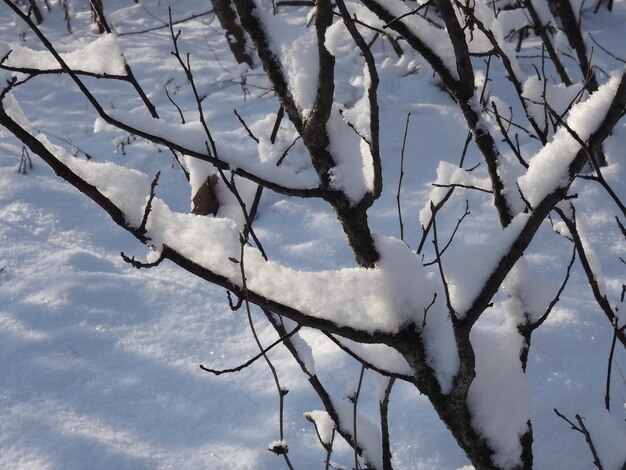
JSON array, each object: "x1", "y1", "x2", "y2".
[{"x1": 1, "y1": 1, "x2": 626, "y2": 469}]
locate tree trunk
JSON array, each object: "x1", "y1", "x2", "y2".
[
  {"x1": 90, "y1": 0, "x2": 105, "y2": 34},
  {"x1": 28, "y1": 0, "x2": 44, "y2": 24},
  {"x1": 211, "y1": 0, "x2": 253, "y2": 66}
]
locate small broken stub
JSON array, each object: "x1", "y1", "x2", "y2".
[{"x1": 192, "y1": 174, "x2": 220, "y2": 216}]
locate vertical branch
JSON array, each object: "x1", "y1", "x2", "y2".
[
  {"x1": 396, "y1": 113, "x2": 410, "y2": 242},
  {"x1": 237, "y1": 235, "x2": 294, "y2": 469},
  {"x1": 431, "y1": 202, "x2": 456, "y2": 320},
  {"x1": 435, "y1": 0, "x2": 474, "y2": 101},
  {"x1": 379, "y1": 377, "x2": 396, "y2": 470},
  {"x1": 555, "y1": 206, "x2": 626, "y2": 349},
  {"x1": 211, "y1": 0, "x2": 253, "y2": 66},
  {"x1": 553, "y1": 0, "x2": 599, "y2": 92},
  {"x1": 336, "y1": 0, "x2": 382, "y2": 199},
  {"x1": 524, "y1": 0, "x2": 572, "y2": 86},
  {"x1": 352, "y1": 364, "x2": 366, "y2": 470},
  {"x1": 605, "y1": 319, "x2": 618, "y2": 410},
  {"x1": 264, "y1": 312, "x2": 373, "y2": 466}
]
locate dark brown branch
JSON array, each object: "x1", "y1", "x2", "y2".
[
  {"x1": 362, "y1": 0, "x2": 515, "y2": 227},
  {"x1": 588, "y1": 33, "x2": 626, "y2": 64},
  {"x1": 431, "y1": 202, "x2": 456, "y2": 320},
  {"x1": 211, "y1": 0, "x2": 253, "y2": 66},
  {"x1": 234, "y1": 109, "x2": 259, "y2": 143},
  {"x1": 138, "y1": 171, "x2": 161, "y2": 235},
  {"x1": 555, "y1": 206, "x2": 626, "y2": 349},
  {"x1": 337, "y1": 0, "x2": 382, "y2": 199},
  {"x1": 324, "y1": 334, "x2": 413, "y2": 381},
  {"x1": 379, "y1": 377, "x2": 395, "y2": 470},
  {"x1": 491, "y1": 101, "x2": 528, "y2": 168},
  {"x1": 422, "y1": 292, "x2": 437, "y2": 328},
  {"x1": 524, "y1": 0, "x2": 572, "y2": 86},
  {"x1": 352, "y1": 364, "x2": 366, "y2": 470},
  {"x1": 237, "y1": 236, "x2": 295, "y2": 469},
  {"x1": 518, "y1": 243, "x2": 577, "y2": 370},
  {"x1": 265, "y1": 312, "x2": 373, "y2": 466},
  {"x1": 553, "y1": 0, "x2": 599, "y2": 92},
  {"x1": 555, "y1": 410, "x2": 604, "y2": 470},
  {"x1": 120, "y1": 250, "x2": 165, "y2": 269},
  {"x1": 432, "y1": 183, "x2": 492, "y2": 193},
  {"x1": 397, "y1": 112, "x2": 410, "y2": 241},
  {"x1": 0, "y1": 97, "x2": 149, "y2": 243},
  {"x1": 418, "y1": 188, "x2": 453, "y2": 255},
  {"x1": 605, "y1": 318, "x2": 619, "y2": 411},
  {"x1": 424, "y1": 199, "x2": 471, "y2": 267}
]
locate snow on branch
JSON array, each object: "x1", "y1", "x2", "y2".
[
  {"x1": 518, "y1": 73, "x2": 626, "y2": 208},
  {"x1": 0, "y1": 92, "x2": 438, "y2": 343},
  {"x1": 0, "y1": 33, "x2": 126, "y2": 77}
]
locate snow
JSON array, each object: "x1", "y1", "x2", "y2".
[
  {"x1": 303, "y1": 410, "x2": 335, "y2": 445},
  {"x1": 503, "y1": 257, "x2": 559, "y2": 324},
  {"x1": 255, "y1": 7, "x2": 319, "y2": 116},
  {"x1": 330, "y1": 393, "x2": 382, "y2": 469},
  {"x1": 1, "y1": 1, "x2": 625, "y2": 469},
  {"x1": 447, "y1": 213, "x2": 529, "y2": 315},
  {"x1": 582, "y1": 407, "x2": 626, "y2": 470},
  {"x1": 375, "y1": 0, "x2": 459, "y2": 80},
  {"x1": 0, "y1": 33, "x2": 125, "y2": 75},
  {"x1": 468, "y1": 326, "x2": 530, "y2": 469},
  {"x1": 518, "y1": 73, "x2": 623, "y2": 207}
]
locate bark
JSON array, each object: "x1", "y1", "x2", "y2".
[
  {"x1": 90, "y1": 0, "x2": 105, "y2": 34},
  {"x1": 211, "y1": 0, "x2": 253, "y2": 66}
]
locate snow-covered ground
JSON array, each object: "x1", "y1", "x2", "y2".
[{"x1": 0, "y1": 1, "x2": 625, "y2": 468}]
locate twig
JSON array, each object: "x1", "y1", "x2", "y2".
[
  {"x1": 237, "y1": 234, "x2": 294, "y2": 469},
  {"x1": 417, "y1": 189, "x2": 453, "y2": 255},
  {"x1": 605, "y1": 319, "x2": 618, "y2": 411},
  {"x1": 352, "y1": 364, "x2": 366, "y2": 470},
  {"x1": 215, "y1": 164, "x2": 268, "y2": 260},
  {"x1": 397, "y1": 112, "x2": 410, "y2": 241},
  {"x1": 200, "y1": 325, "x2": 301, "y2": 375},
  {"x1": 165, "y1": 87, "x2": 185, "y2": 124},
  {"x1": 336, "y1": 0, "x2": 382, "y2": 199},
  {"x1": 120, "y1": 250, "x2": 165, "y2": 269},
  {"x1": 379, "y1": 377, "x2": 396, "y2": 470},
  {"x1": 431, "y1": 202, "x2": 456, "y2": 320},
  {"x1": 588, "y1": 33, "x2": 626, "y2": 64},
  {"x1": 138, "y1": 171, "x2": 161, "y2": 234},
  {"x1": 424, "y1": 199, "x2": 471, "y2": 266},
  {"x1": 422, "y1": 292, "x2": 438, "y2": 328},
  {"x1": 118, "y1": 9, "x2": 215, "y2": 36},
  {"x1": 234, "y1": 109, "x2": 259, "y2": 143},
  {"x1": 432, "y1": 183, "x2": 492, "y2": 193}
]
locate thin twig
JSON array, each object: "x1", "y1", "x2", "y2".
[
  {"x1": 200, "y1": 325, "x2": 301, "y2": 375},
  {"x1": 424, "y1": 199, "x2": 471, "y2": 266},
  {"x1": 234, "y1": 109, "x2": 259, "y2": 143},
  {"x1": 238, "y1": 234, "x2": 294, "y2": 469},
  {"x1": 118, "y1": 9, "x2": 215, "y2": 36},
  {"x1": 431, "y1": 202, "x2": 456, "y2": 320},
  {"x1": 352, "y1": 364, "x2": 366, "y2": 470},
  {"x1": 379, "y1": 377, "x2": 396, "y2": 470},
  {"x1": 138, "y1": 170, "x2": 161, "y2": 234},
  {"x1": 605, "y1": 318, "x2": 619, "y2": 411},
  {"x1": 397, "y1": 112, "x2": 410, "y2": 241}
]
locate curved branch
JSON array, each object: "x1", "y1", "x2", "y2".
[{"x1": 3, "y1": 0, "x2": 321, "y2": 198}]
